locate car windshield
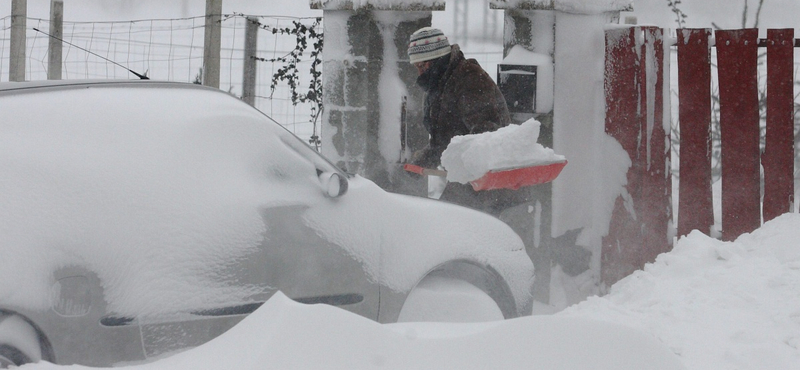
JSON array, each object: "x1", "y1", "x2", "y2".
[{"x1": 266, "y1": 115, "x2": 348, "y2": 178}]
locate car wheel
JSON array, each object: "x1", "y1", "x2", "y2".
[
  {"x1": 0, "y1": 314, "x2": 42, "y2": 368},
  {"x1": 396, "y1": 275, "x2": 504, "y2": 323}
]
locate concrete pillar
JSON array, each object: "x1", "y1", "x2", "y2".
[
  {"x1": 202, "y1": 0, "x2": 222, "y2": 88},
  {"x1": 9, "y1": 0, "x2": 27, "y2": 82},
  {"x1": 311, "y1": 1, "x2": 444, "y2": 196},
  {"x1": 241, "y1": 17, "x2": 258, "y2": 106},
  {"x1": 491, "y1": 3, "x2": 559, "y2": 305},
  {"x1": 491, "y1": 0, "x2": 629, "y2": 307},
  {"x1": 48, "y1": 0, "x2": 64, "y2": 80}
]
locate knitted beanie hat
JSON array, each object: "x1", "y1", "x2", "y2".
[{"x1": 408, "y1": 27, "x2": 451, "y2": 64}]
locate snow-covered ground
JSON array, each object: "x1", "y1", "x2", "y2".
[
  {"x1": 19, "y1": 213, "x2": 800, "y2": 370},
  {"x1": 563, "y1": 214, "x2": 800, "y2": 370}
]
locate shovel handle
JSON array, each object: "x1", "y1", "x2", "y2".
[{"x1": 403, "y1": 164, "x2": 447, "y2": 177}]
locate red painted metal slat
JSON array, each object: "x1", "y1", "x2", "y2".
[
  {"x1": 763, "y1": 29, "x2": 795, "y2": 222},
  {"x1": 605, "y1": 28, "x2": 641, "y2": 155},
  {"x1": 715, "y1": 29, "x2": 761, "y2": 241},
  {"x1": 639, "y1": 27, "x2": 672, "y2": 265},
  {"x1": 676, "y1": 29, "x2": 714, "y2": 237},
  {"x1": 603, "y1": 27, "x2": 641, "y2": 285},
  {"x1": 602, "y1": 27, "x2": 671, "y2": 285}
]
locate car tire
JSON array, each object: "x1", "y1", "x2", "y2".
[
  {"x1": 0, "y1": 314, "x2": 43, "y2": 368},
  {"x1": 396, "y1": 275, "x2": 504, "y2": 323}
]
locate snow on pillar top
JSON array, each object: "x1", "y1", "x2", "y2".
[
  {"x1": 310, "y1": 0, "x2": 445, "y2": 11},
  {"x1": 489, "y1": 0, "x2": 632, "y2": 14}
]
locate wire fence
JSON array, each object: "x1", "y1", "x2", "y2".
[
  {"x1": 0, "y1": 14, "x2": 328, "y2": 142},
  {"x1": 9, "y1": 14, "x2": 793, "y2": 176}
]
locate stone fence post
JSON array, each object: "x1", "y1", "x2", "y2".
[{"x1": 310, "y1": 1, "x2": 445, "y2": 196}]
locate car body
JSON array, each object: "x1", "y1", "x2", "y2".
[{"x1": 0, "y1": 80, "x2": 534, "y2": 367}]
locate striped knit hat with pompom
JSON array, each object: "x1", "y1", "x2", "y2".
[{"x1": 408, "y1": 27, "x2": 451, "y2": 64}]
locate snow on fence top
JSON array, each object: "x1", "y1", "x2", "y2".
[
  {"x1": 309, "y1": 0, "x2": 445, "y2": 11},
  {"x1": 489, "y1": 0, "x2": 632, "y2": 13}
]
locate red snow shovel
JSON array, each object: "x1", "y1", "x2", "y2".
[{"x1": 403, "y1": 160, "x2": 567, "y2": 191}]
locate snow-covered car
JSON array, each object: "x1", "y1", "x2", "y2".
[{"x1": 0, "y1": 80, "x2": 534, "y2": 367}]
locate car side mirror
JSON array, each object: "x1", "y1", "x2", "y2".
[{"x1": 319, "y1": 172, "x2": 348, "y2": 198}]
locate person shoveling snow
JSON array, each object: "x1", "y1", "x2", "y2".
[
  {"x1": 404, "y1": 28, "x2": 576, "y2": 299},
  {"x1": 405, "y1": 27, "x2": 565, "y2": 216}
]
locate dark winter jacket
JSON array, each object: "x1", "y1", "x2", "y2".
[
  {"x1": 413, "y1": 44, "x2": 512, "y2": 168},
  {"x1": 413, "y1": 44, "x2": 529, "y2": 216}
]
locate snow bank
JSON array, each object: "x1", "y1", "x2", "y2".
[
  {"x1": 441, "y1": 118, "x2": 565, "y2": 183},
  {"x1": 561, "y1": 213, "x2": 800, "y2": 370},
  {"x1": 25, "y1": 291, "x2": 683, "y2": 370},
  {"x1": 21, "y1": 212, "x2": 800, "y2": 370}
]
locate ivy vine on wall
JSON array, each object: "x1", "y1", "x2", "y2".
[{"x1": 246, "y1": 16, "x2": 324, "y2": 149}]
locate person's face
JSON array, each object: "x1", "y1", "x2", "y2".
[{"x1": 414, "y1": 60, "x2": 432, "y2": 76}]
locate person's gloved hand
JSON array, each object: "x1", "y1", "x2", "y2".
[{"x1": 410, "y1": 147, "x2": 437, "y2": 168}]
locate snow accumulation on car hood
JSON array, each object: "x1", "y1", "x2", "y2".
[
  {"x1": 0, "y1": 84, "x2": 532, "y2": 317},
  {"x1": 303, "y1": 176, "x2": 533, "y2": 306}
]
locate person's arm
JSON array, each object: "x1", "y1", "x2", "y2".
[{"x1": 456, "y1": 67, "x2": 508, "y2": 134}]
